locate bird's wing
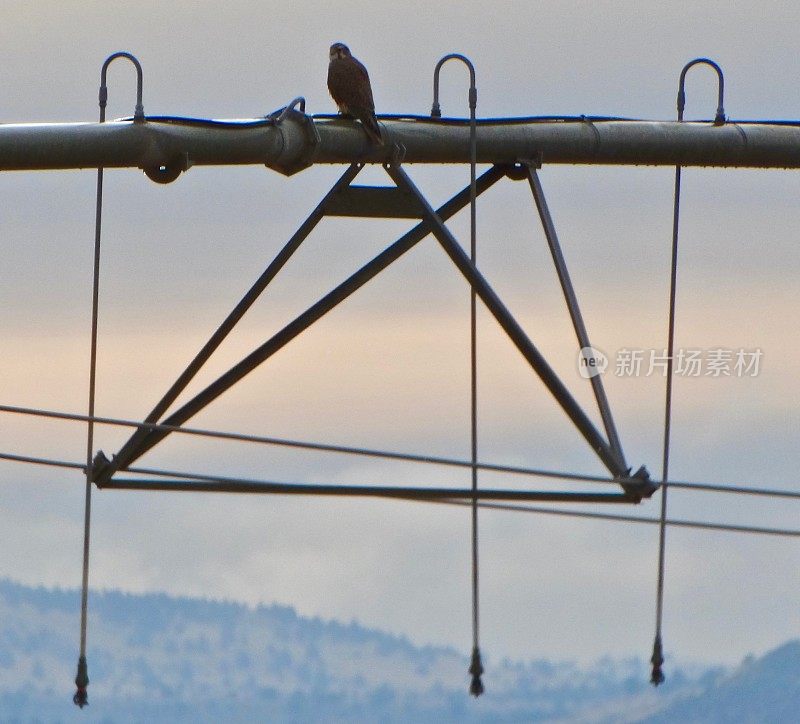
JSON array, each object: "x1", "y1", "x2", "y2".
[{"x1": 350, "y1": 57, "x2": 375, "y2": 110}]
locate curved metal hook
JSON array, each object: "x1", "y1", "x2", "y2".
[
  {"x1": 99, "y1": 51, "x2": 144, "y2": 123},
  {"x1": 276, "y1": 96, "x2": 307, "y2": 122},
  {"x1": 431, "y1": 53, "x2": 477, "y2": 117},
  {"x1": 677, "y1": 58, "x2": 725, "y2": 125}
]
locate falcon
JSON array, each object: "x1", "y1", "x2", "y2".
[{"x1": 328, "y1": 42, "x2": 383, "y2": 145}]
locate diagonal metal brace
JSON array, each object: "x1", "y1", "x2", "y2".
[
  {"x1": 384, "y1": 164, "x2": 633, "y2": 484},
  {"x1": 93, "y1": 163, "x2": 364, "y2": 486},
  {"x1": 525, "y1": 165, "x2": 627, "y2": 473},
  {"x1": 93, "y1": 164, "x2": 508, "y2": 482}
]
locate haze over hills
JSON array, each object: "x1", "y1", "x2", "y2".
[
  {"x1": 0, "y1": 579, "x2": 796, "y2": 722},
  {"x1": 641, "y1": 641, "x2": 800, "y2": 724}
]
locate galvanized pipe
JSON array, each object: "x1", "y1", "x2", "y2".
[{"x1": 3, "y1": 116, "x2": 800, "y2": 174}]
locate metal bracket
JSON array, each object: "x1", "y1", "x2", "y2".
[
  {"x1": 325, "y1": 184, "x2": 423, "y2": 218},
  {"x1": 507, "y1": 155, "x2": 543, "y2": 180},
  {"x1": 269, "y1": 103, "x2": 321, "y2": 177},
  {"x1": 143, "y1": 152, "x2": 190, "y2": 184},
  {"x1": 92, "y1": 160, "x2": 652, "y2": 499},
  {"x1": 274, "y1": 97, "x2": 306, "y2": 122}
]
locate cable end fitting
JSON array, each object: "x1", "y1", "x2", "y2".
[
  {"x1": 650, "y1": 635, "x2": 665, "y2": 686},
  {"x1": 468, "y1": 646, "x2": 484, "y2": 697},
  {"x1": 73, "y1": 655, "x2": 89, "y2": 707}
]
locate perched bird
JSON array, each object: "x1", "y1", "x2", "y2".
[{"x1": 327, "y1": 42, "x2": 383, "y2": 145}]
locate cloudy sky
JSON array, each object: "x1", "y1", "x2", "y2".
[{"x1": 2, "y1": 0, "x2": 799, "y2": 675}]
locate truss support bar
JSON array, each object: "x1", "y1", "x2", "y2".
[
  {"x1": 4, "y1": 117, "x2": 800, "y2": 172},
  {"x1": 93, "y1": 164, "x2": 508, "y2": 482},
  {"x1": 385, "y1": 164, "x2": 631, "y2": 484},
  {"x1": 93, "y1": 163, "x2": 364, "y2": 485},
  {"x1": 325, "y1": 185, "x2": 423, "y2": 218},
  {"x1": 103, "y1": 478, "x2": 637, "y2": 503},
  {"x1": 526, "y1": 166, "x2": 626, "y2": 471}
]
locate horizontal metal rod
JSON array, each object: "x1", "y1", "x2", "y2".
[
  {"x1": 6, "y1": 443, "x2": 797, "y2": 502},
  {"x1": 4, "y1": 115, "x2": 800, "y2": 174},
  {"x1": 1, "y1": 449, "x2": 792, "y2": 536},
  {"x1": 103, "y1": 477, "x2": 635, "y2": 503}
]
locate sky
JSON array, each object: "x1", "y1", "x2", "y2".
[{"x1": 1, "y1": 0, "x2": 799, "y2": 675}]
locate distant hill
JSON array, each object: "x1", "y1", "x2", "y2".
[
  {"x1": 641, "y1": 641, "x2": 800, "y2": 724},
  {"x1": 4, "y1": 577, "x2": 793, "y2": 723}
]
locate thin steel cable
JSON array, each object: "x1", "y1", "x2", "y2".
[
  {"x1": 467, "y1": 63, "x2": 481, "y2": 694},
  {"x1": 2, "y1": 450, "x2": 799, "y2": 537},
  {"x1": 667, "y1": 480, "x2": 800, "y2": 499},
  {"x1": 651, "y1": 141, "x2": 683, "y2": 690},
  {"x1": 75, "y1": 52, "x2": 146, "y2": 708},
  {"x1": 0, "y1": 451, "x2": 85, "y2": 470},
  {"x1": 2, "y1": 400, "x2": 800, "y2": 500},
  {"x1": 433, "y1": 499, "x2": 800, "y2": 538},
  {"x1": 651, "y1": 59, "x2": 726, "y2": 687},
  {"x1": 74, "y1": 145, "x2": 103, "y2": 709},
  {"x1": 80, "y1": 161, "x2": 102, "y2": 627},
  {"x1": 0, "y1": 403, "x2": 624, "y2": 486},
  {"x1": 3, "y1": 405, "x2": 800, "y2": 500},
  {"x1": 432, "y1": 54, "x2": 483, "y2": 694}
]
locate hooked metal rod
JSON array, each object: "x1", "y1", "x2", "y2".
[{"x1": 2, "y1": 116, "x2": 800, "y2": 174}]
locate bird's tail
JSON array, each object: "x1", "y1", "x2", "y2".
[{"x1": 357, "y1": 111, "x2": 384, "y2": 145}]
